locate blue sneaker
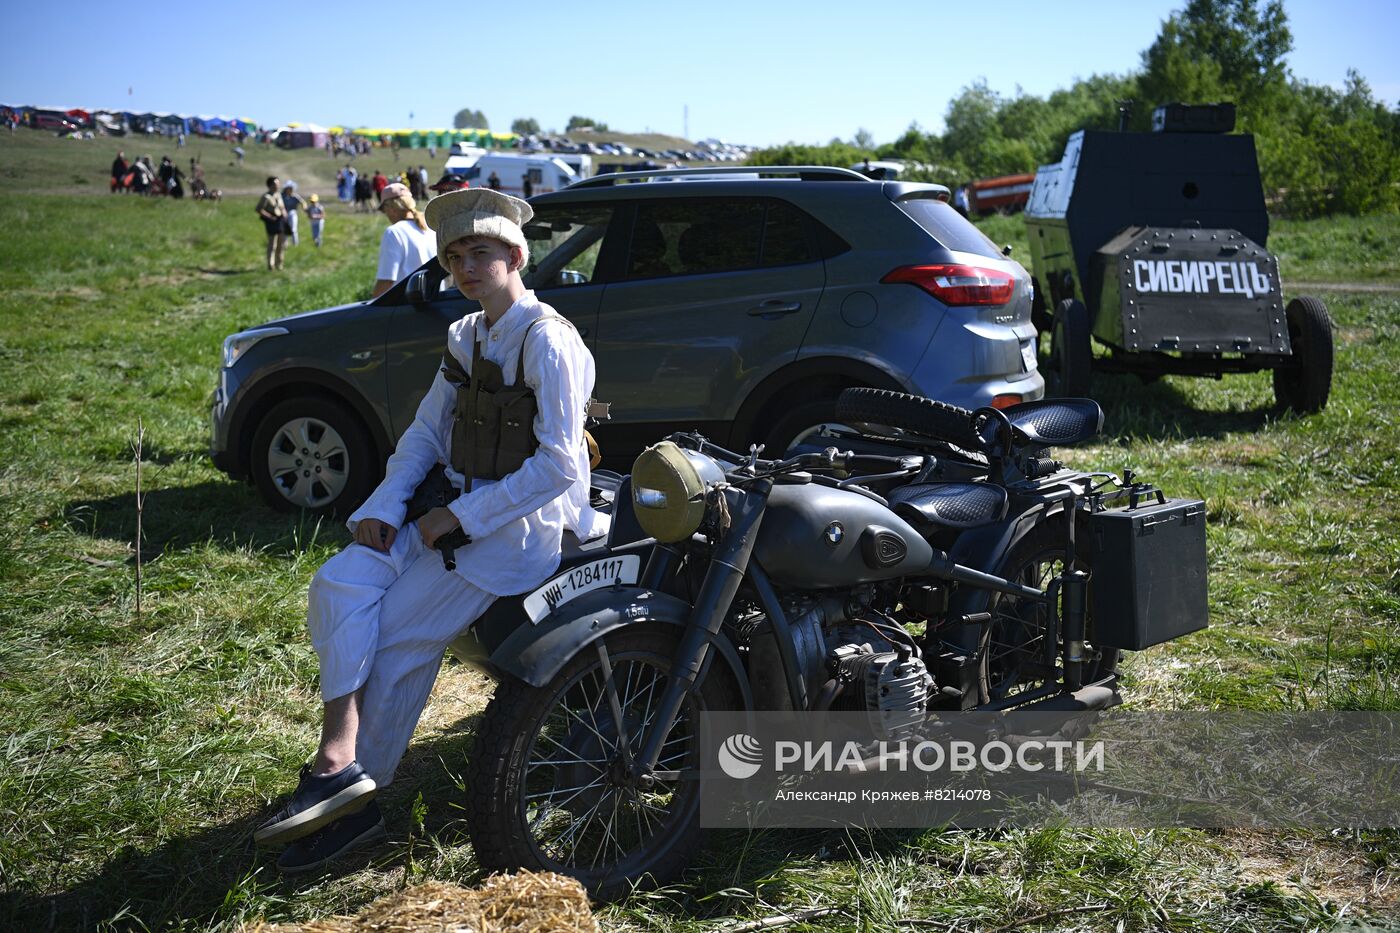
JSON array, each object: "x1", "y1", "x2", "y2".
[
  {"x1": 277, "y1": 801, "x2": 386, "y2": 875},
  {"x1": 254, "y1": 761, "x2": 377, "y2": 846}
]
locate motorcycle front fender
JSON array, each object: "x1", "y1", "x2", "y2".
[{"x1": 449, "y1": 586, "x2": 753, "y2": 709}]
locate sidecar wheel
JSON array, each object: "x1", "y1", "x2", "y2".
[
  {"x1": 465, "y1": 626, "x2": 738, "y2": 901},
  {"x1": 983, "y1": 519, "x2": 1118, "y2": 704}
]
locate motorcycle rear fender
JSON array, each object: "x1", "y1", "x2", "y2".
[
  {"x1": 940, "y1": 503, "x2": 1055, "y2": 652},
  {"x1": 448, "y1": 586, "x2": 753, "y2": 708}
]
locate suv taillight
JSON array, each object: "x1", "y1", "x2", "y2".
[{"x1": 881, "y1": 264, "x2": 1015, "y2": 306}]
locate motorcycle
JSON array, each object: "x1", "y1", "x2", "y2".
[{"x1": 444, "y1": 388, "x2": 1209, "y2": 898}]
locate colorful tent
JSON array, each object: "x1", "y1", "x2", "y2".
[{"x1": 276, "y1": 122, "x2": 331, "y2": 149}]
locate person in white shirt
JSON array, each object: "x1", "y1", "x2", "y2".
[
  {"x1": 370, "y1": 182, "x2": 436, "y2": 298},
  {"x1": 256, "y1": 188, "x2": 602, "y2": 874}
]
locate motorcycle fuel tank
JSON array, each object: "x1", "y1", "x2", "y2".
[{"x1": 754, "y1": 483, "x2": 933, "y2": 589}]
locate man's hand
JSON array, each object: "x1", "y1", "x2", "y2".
[
  {"x1": 354, "y1": 518, "x2": 397, "y2": 553},
  {"x1": 417, "y1": 506, "x2": 461, "y2": 550}
]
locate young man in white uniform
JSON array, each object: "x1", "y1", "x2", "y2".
[{"x1": 255, "y1": 188, "x2": 603, "y2": 873}]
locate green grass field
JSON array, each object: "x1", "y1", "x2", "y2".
[{"x1": 0, "y1": 130, "x2": 1397, "y2": 931}]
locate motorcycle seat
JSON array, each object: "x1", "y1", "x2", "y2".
[
  {"x1": 560, "y1": 529, "x2": 609, "y2": 564},
  {"x1": 1002, "y1": 398, "x2": 1103, "y2": 447},
  {"x1": 887, "y1": 482, "x2": 1008, "y2": 530}
]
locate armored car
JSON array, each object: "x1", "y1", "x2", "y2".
[{"x1": 1024, "y1": 103, "x2": 1333, "y2": 412}]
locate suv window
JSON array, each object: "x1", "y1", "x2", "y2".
[
  {"x1": 895, "y1": 198, "x2": 1004, "y2": 259},
  {"x1": 624, "y1": 198, "x2": 816, "y2": 280},
  {"x1": 523, "y1": 204, "x2": 615, "y2": 287}
]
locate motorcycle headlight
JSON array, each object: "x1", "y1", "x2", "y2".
[
  {"x1": 222, "y1": 326, "x2": 289, "y2": 368},
  {"x1": 631, "y1": 441, "x2": 722, "y2": 543}
]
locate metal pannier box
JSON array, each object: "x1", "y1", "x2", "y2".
[{"x1": 1088, "y1": 498, "x2": 1208, "y2": 650}]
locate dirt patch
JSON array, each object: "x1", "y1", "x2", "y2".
[
  {"x1": 415, "y1": 659, "x2": 495, "y2": 735},
  {"x1": 248, "y1": 873, "x2": 600, "y2": 932},
  {"x1": 1225, "y1": 829, "x2": 1397, "y2": 914}
]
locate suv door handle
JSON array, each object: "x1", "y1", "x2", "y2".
[{"x1": 747, "y1": 300, "x2": 802, "y2": 317}]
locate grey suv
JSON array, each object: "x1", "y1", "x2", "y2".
[{"x1": 210, "y1": 165, "x2": 1041, "y2": 513}]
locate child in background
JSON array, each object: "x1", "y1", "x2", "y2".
[{"x1": 307, "y1": 194, "x2": 326, "y2": 248}]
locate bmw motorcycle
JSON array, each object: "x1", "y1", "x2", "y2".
[{"x1": 446, "y1": 389, "x2": 1209, "y2": 898}]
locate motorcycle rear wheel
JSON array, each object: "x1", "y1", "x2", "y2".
[
  {"x1": 465, "y1": 626, "x2": 738, "y2": 900},
  {"x1": 983, "y1": 519, "x2": 1119, "y2": 703}
]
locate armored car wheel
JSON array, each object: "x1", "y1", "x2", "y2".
[
  {"x1": 1046, "y1": 299, "x2": 1092, "y2": 398},
  {"x1": 1272, "y1": 296, "x2": 1333, "y2": 414},
  {"x1": 465, "y1": 627, "x2": 739, "y2": 901},
  {"x1": 983, "y1": 519, "x2": 1119, "y2": 703}
]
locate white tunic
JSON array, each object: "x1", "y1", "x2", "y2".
[
  {"x1": 310, "y1": 290, "x2": 604, "y2": 787},
  {"x1": 347, "y1": 290, "x2": 605, "y2": 596}
]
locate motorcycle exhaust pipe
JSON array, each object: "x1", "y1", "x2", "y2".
[{"x1": 1012, "y1": 682, "x2": 1120, "y2": 713}]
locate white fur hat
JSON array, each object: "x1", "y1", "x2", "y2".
[{"x1": 425, "y1": 188, "x2": 533, "y2": 271}]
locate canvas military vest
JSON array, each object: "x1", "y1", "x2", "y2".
[{"x1": 440, "y1": 314, "x2": 580, "y2": 482}]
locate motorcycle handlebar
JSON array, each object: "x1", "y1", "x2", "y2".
[{"x1": 669, "y1": 433, "x2": 914, "y2": 480}]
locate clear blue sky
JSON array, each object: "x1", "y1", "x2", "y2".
[{"x1": 2, "y1": 0, "x2": 1395, "y2": 146}]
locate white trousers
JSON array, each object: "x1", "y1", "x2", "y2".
[{"x1": 307, "y1": 524, "x2": 495, "y2": 787}]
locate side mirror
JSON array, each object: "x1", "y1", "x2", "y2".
[
  {"x1": 405, "y1": 270, "x2": 429, "y2": 305},
  {"x1": 557, "y1": 270, "x2": 587, "y2": 287}
]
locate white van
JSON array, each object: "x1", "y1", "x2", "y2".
[
  {"x1": 441, "y1": 150, "x2": 586, "y2": 198},
  {"x1": 851, "y1": 159, "x2": 908, "y2": 180}
]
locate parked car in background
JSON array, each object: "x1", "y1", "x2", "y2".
[
  {"x1": 34, "y1": 113, "x2": 80, "y2": 133},
  {"x1": 211, "y1": 165, "x2": 1040, "y2": 514},
  {"x1": 967, "y1": 172, "x2": 1037, "y2": 215}
]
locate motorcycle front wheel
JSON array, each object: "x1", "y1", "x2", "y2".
[{"x1": 465, "y1": 626, "x2": 738, "y2": 900}]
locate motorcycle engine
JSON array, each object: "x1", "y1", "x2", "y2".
[
  {"x1": 747, "y1": 596, "x2": 933, "y2": 730},
  {"x1": 825, "y1": 627, "x2": 934, "y2": 735}
]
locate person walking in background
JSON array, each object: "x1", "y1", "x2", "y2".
[
  {"x1": 372, "y1": 170, "x2": 387, "y2": 204},
  {"x1": 282, "y1": 180, "x2": 308, "y2": 246},
  {"x1": 428, "y1": 172, "x2": 467, "y2": 198},
  {"x1": 521, "y1": 173, "x2": 533, "y2": 199},
  {"x1": 408, "y1": 167, "x2": 423, "y2": 202},
  {"x1": 354, "y1": 173, "x2": 373, "y2": 213},
  {"x1": 129, "y1": 157, "x2": 154, "y2": 194},
  {"x1": 336, "y1": 167, "x2": 350, "y2": 204},
  {"x1": 370, "y1": 182, "x2": 435, "y2": 298},
  {"x1": 257, "y1": 176, "x2": 289, "y2": 271},
  {"x1": 487, "y1": 171, "x2": 501, "y2": 191},
  {"x1": 110, "y1": 151, "x2": 128, "y2": 193},
  {"x1": 307, "y1": 194, "x2": 326, "y2": 248}
]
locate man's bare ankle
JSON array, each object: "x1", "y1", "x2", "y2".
[{"x1": 312, "y1": 754, "x2": 354, "y2": 776}]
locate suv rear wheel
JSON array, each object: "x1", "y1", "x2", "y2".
[
  {"x1": 250, "y1": 396, "x2": 376, "y2": 516},
  {"x1": 760, "y1": 396, "x2": 855, "y2": 455}
]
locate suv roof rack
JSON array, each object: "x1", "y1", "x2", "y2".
[{"x1": 567, "y1": 164, "x2": 873, "y2": 189}]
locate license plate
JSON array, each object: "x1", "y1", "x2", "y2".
[
  {"x1": 1020, "y1": 339, "x2": 1039, "y2": 372},
  {"x1": 522, "y1": 554, "x2": 641, "y2": 624}
]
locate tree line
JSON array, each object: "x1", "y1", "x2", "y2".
[
  {"x1": 748, "y1": 0, "x2": 1399, "y2": 217},
  {"x1": 452, "y1": 111, "x2": 609, "y2": 136}
]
